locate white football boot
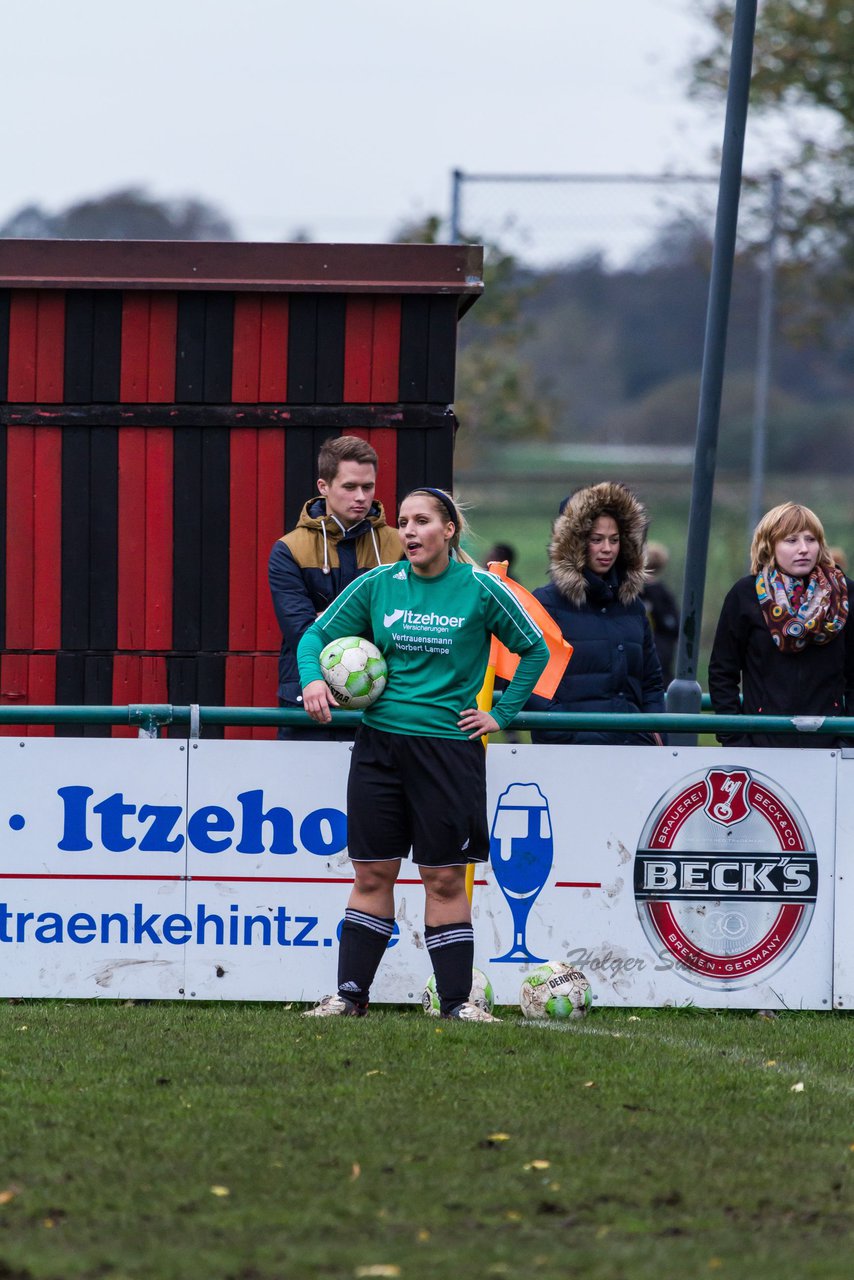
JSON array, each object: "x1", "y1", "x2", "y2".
[
  {"x1": 302, "y1": 994, "x2": 367, "y2": 1018},
  {"x1": 443, "y1": 1001, "x2": 502, "y2": 1022}
]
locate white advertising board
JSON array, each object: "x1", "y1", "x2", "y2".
[
  {"x1": 480, "y1": 745, "x2": 835, "y2": 1010},
  {"x1": 0, "y1": 738, "x2": 839, "y2": 1008},
  {"x1": 183, "y1": 740, "x2": 370, "y2": 1002},
  {"x1": 0, "y1": 739, "x2": 189, "y2": 999},
  {"x1": 832, "y1": 750, "x2": 854, "y2": 1008}
]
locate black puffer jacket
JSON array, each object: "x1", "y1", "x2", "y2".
[
  {"x1": 708, "y1": 573, "x2": 854, "y2": 747},
  {"x1": 527, "y1": 483, "x2": 664, "y2": 745}
]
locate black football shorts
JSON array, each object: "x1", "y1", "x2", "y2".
[{"x1": 346, "y1": 724, "x2": 489, "y2": 867}]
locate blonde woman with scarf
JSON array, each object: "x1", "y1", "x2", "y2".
[{"x1": 709, "y1": 502, "x2": 854, "y2": 747}]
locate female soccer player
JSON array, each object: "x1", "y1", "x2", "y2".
[{"x1": 297, "y1": 487, "x2": 549, "y2": 1021}]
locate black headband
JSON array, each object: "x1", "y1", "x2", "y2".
[{"x1": 419, "y1": 487, "x2": 459, "y2": 529}]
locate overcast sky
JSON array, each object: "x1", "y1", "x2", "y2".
[{"x1": 4, "y1": 1, "x2": 764, "y2": 260}]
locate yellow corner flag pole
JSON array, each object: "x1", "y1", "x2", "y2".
[{"x1": 466, "y1": 563, "x2": 504, "y2": 905}]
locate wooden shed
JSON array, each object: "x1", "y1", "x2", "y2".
[{"x1": 0, "y1": 240, "x2": 484, "y2": 736}]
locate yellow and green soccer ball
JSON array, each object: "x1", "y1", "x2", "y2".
[
  {"x1": 319, "y1": 636, "x2": 388, "y2": 709},
  {"x1": 519, "y1": 961, "x2": 592, "y2": 1020},
  {"x1": 421, "y1": 967, "x2": 495, "y2": 1016}
]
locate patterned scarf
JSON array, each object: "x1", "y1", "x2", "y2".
[{"x1": 755, "y1": 563, "x2": 849, "y2": 652}]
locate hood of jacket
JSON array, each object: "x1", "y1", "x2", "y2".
[
  {"x1": 284, "y1": 497, "x2": 397, "y2": 574},
  {"x1": 549, "y1": 482, "x2": 649, "y2": 607},
  {"x1": 296, "y1": 496, "x2": 390, "y2": 537}
]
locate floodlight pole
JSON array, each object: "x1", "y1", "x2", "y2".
[
  {"x1": 746, "y1": 170, "x2": 783, "y2": 545},
  {"x1": 667, "y1": 0, "x2": 758, "y2": 739},
  {"x1": 450, "y1": 168, "x2": 463, "y2": 243}
]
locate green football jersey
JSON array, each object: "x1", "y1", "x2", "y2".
[{"x1": 297, "y1": 559, "x2": 549, "y2": 738}]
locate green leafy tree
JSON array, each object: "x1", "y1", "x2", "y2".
[
  {"x1": 692, "y1": 1, "x2": 854, "y2": 292},
  {"x1": 0, "y1": 186, "x2": 235, "y2": 240},
  {"x1": 391, "y1": 213, "x2": 444, "y2": 245},
  {"x1": 452, "y1": 248, "x2": 555, "y2": 467},
  {"x1": 391, "y1": 214, "x2": 556, "y2": 464}
]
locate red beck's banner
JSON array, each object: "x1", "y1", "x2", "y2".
[{"x1": 486, "y1": 561, "x2": 573, "y2": 700}]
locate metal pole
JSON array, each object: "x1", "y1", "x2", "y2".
[
  {"x1": 747, "y1": 170, "x2": 783, "y2": 546},
  {"x1": 450, "y1": 168, "x2": 463, "y2": 243},
  {"x1": 667, "y1": 0, "x2": 758, "y2": 737}
]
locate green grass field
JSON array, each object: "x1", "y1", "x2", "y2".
[{"x1": 3, "y1": 1001, "x2": 853, "y2": 1279}]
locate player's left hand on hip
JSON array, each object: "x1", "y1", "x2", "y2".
[{"x1": 458, "y1": 707, "x2": 499, "y2": 739}]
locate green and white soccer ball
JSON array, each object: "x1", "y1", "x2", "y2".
[
  {"x1": 319, "y1": 636, "x2": 388, "y2": 709},
  {"x1": 421, "y1": 967, "x2": 495, "y2": 1016},
  {"x1": 519, "y1": 961, "x2": 592, "y2": 1020}
]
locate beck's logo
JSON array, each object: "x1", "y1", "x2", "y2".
[
  {"x1": 634, "y1": 767, "x2": 817, "y2": 990},
  {"x1": 704, "y1": 769, "x2": 750, "y2": 826}
]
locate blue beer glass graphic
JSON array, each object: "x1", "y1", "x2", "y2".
[{"x1": 489, "y1": 782, "x2": 553, "y2": 963}]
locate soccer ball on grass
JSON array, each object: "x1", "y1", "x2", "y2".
[
  {"x1": 422, "y1": 967, "x2": 495, "y2": 1016},
  {"x1": 519, "y1": 961, "x2": 592, "y2": 1020},
  {"x1": 319, "y1": 636, "x2": 387, "y2": 709}
]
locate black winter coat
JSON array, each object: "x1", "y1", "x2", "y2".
[
  {"x1": 641, "y1": 578, "x2": 679, "y2": 686},
  {"x1": 708, "y1": 574, "x2": 854, "y2": 747},
  {"x1": 528, "y1": 570, "x2": 665, "y2": 745}
]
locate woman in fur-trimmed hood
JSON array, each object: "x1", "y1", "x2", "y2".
[{"x1": 528, "y1": 482, "x2": 665, "y2": 745}]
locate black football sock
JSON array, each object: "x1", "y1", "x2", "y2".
[
  {"x1": 425, "y1": 921, "x2": 474, "y2": 1015},
  {"x1": 337, "y1": 909, "x2": 395, "y2": 1006}
]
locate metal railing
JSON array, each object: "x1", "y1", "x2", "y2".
[{"x1": 1, "y1": 704, "x2": 852, "y2": 740}]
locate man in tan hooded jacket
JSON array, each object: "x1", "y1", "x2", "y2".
[{"x1": 268, "y1": 435, "x2": 402, "y2": 738}]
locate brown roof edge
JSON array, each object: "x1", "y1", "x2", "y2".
[{"x1": 0, "y1": 240, "x2": 485, "y2": 297}]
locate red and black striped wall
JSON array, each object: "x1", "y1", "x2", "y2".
[
  {"x1": 0, "y1": 287, "x2": 459, "y2": 408},
  {"x1": 0, "y1": 245, "x2": 483, "y2": 738}
]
